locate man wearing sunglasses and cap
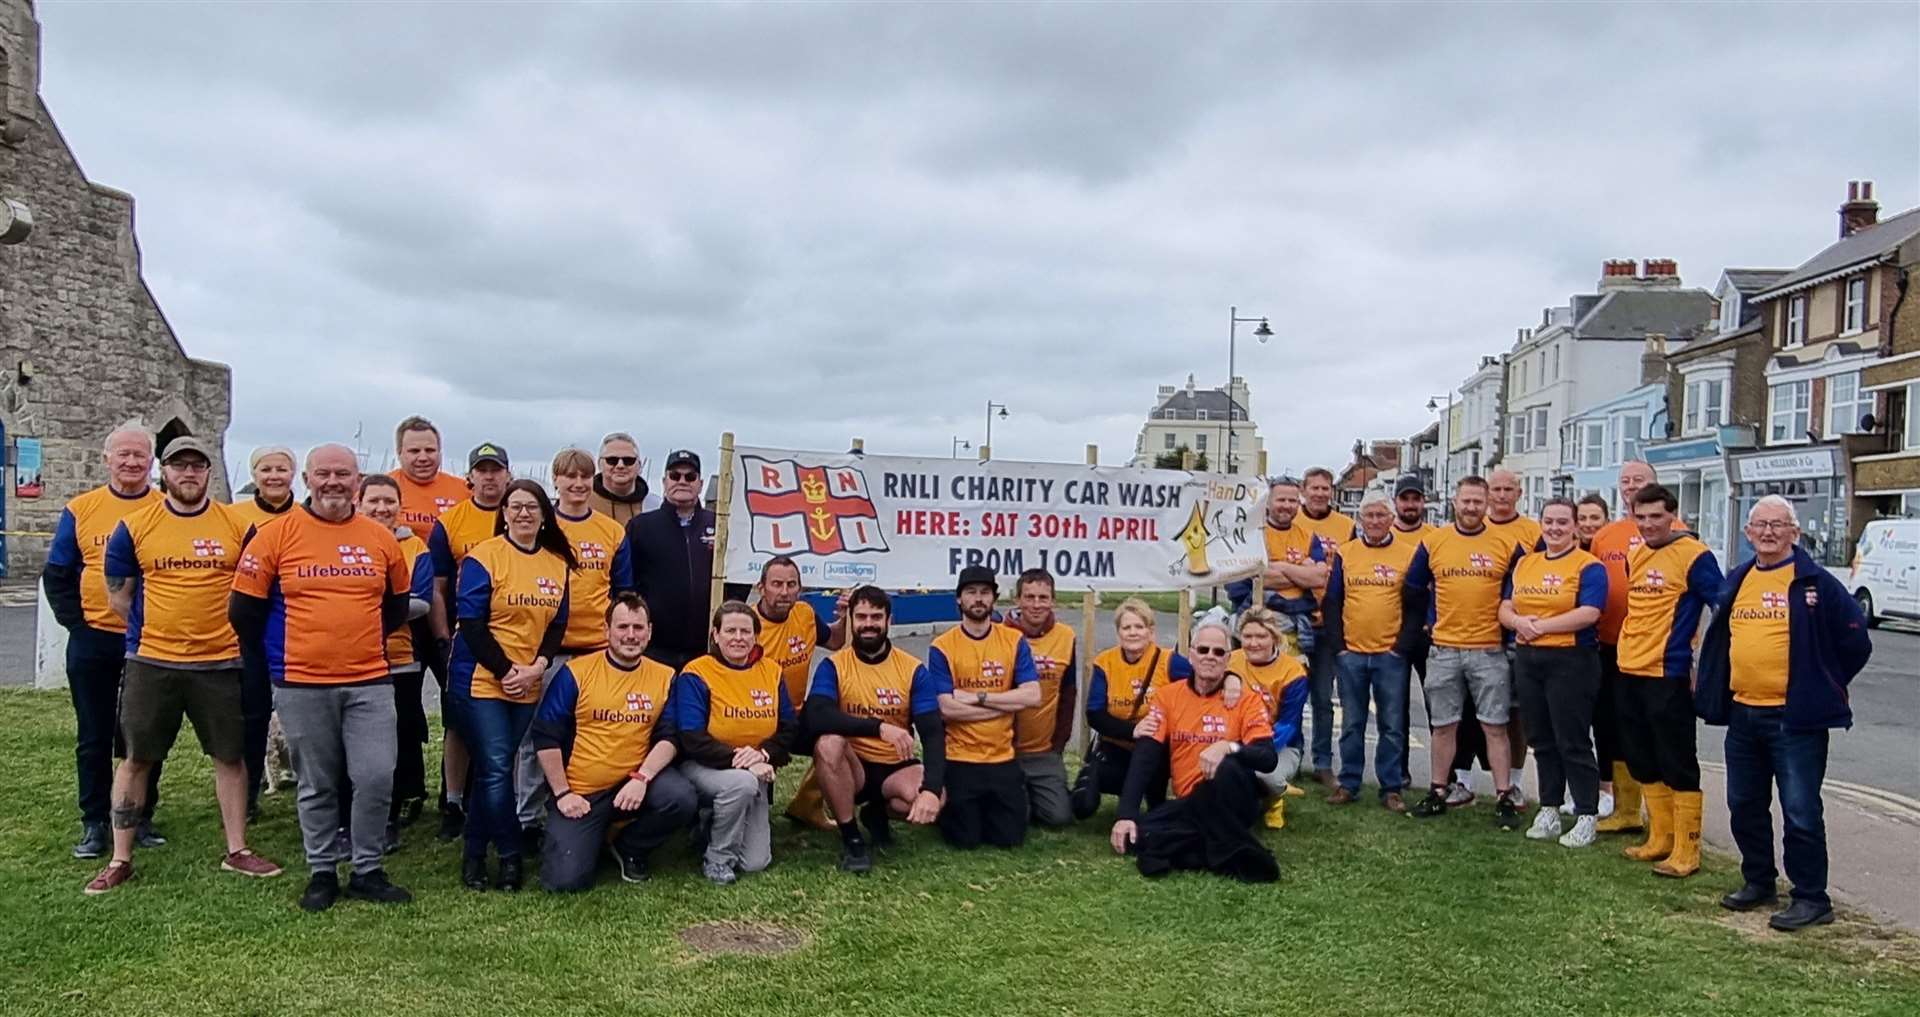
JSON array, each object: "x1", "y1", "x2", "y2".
[
  {"x1": 425, "y1": 442, "x2": 514, "y2": 840},
  {"x1": 619, "y1": 449, "x2": 721, "y2": 671}
]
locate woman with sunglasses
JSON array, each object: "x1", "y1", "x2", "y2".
[
  {"x1": 672, "y1": 601, "x2": 798, "y2": 885},
  {"x1": 447, "y1": 479, "x2": 575, "y2": 890},
  {"x1": 1070, "y1": 597, "x2": 1191, "y2": 820}
]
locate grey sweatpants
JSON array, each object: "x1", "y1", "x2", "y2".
[
  {"x1": 276, "y1": 683, "x2": 398, "y2": 876},
  {"x1": 681, "y1": 761, "x2": 772, "y2": 876},
  {"x1": 1016, "y1": 752, "x2": 1073, "y2": 827},
  {"x1": 1257, "y1": 744, "x2": 1303, "y2": 797}
]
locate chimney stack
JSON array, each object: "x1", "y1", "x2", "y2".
[
  {"x1": 1640, "y1": 332, "x2": 1669, "y2": 386},
  {"x1": 1840, "y1": 180, "x2": 1879, "y2": 238},
  {"x1": 1599, "y1": 258, "x2": 1638, "y2": 291}
]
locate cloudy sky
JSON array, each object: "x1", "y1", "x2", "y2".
[{"x1": 34, "y1": 1, "x2": 1919, "y2": 482}]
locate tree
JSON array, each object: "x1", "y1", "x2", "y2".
[{"x1": 1154, "y1": 446, "x2": 1208, "y2": 471}]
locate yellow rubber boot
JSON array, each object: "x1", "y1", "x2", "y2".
[
  {"x1": 1264, "y1": 796, "x2": 1287, "y2": 830},
  {"x1": 783, "y1": 766, "x2": 835, "y2": 831},
  {"x1": 1595, "y1": 763, "x2": 1645, "y2": 833},
  {"x1": 1653, "y1": 791, "x2": 1703, "y2": 878},
  {"x1": 1622, "y1": 783, "x2": 1673, "y2": 862}
]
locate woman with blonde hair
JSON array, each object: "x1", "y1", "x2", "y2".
[
  {"x1": 1070, "y1": 597, "x2": 1191, "y2": 819},
  {"x1": 1227, "y1": 607, "x2": 1309, "y2": 828}
]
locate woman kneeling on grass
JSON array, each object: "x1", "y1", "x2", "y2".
[
  {"x1": 1071, "y1": 598, "x2": 1190, "y2": 819},
  {"x1": 672, "y1": 601, "x2": 798, "y2": 885},
  {"x1": 1499, "y1": 497, "x2": 1608, "y2": 848},
  {"x1": 1108, "y1": 621, "x2": 1280, "y2": 882}
]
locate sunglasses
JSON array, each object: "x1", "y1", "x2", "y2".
[
  {"x1": 667, "y1": 470, "x2": 699, "y2": 482},
  {"x1": 1190, "y1": 645, "x2": 1229, "y2": 657},
  {"x1": 602, "y1": 456, "x2": 637, "y2": 467}
]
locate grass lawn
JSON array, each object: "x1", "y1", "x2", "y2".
[{"x1": 2, "y1": 688, "x2": 1916, "y2": 1017}]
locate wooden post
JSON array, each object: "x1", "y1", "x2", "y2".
[
  {"x1": 1252, "y1": 449, "x2": 1270, "y2": 604},
  {"x1": 1257, "y1": 449, "x2": 1269, "y2": 477},
  {"x1": 1074, "y1": 443, "x2": 1099, "y2": 756},
  {"x1": 1178, "y1": 449, "x2": 1195, "y2": 651},
  {"x1": 708, "y1": 432, "x2": 736, "y2": 611},
  {"x1": 978, "y1": 444, "x2": 991, "y2": 462},
  {"x1": 850, "y1": 437, "x2": 864, "y2": 453}
]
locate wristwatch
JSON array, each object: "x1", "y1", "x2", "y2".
[{"x1": 975, "y1": 691, "x2": 989, "y2": 706}]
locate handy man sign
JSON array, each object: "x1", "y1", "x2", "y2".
[{"x1": 742, "y1": 455, "x2": 890, "y2": 557}]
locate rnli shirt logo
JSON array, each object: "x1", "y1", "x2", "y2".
[
  {"x1": 1541, "y1": 573, "x2": 1563, "y2": 591},
  {"x1": 981, "y1": 659, "x2": 1007, "y2": 680},
  {"x1": 1034, "y1": 655, "x2": 1063, "y2": 679},
  {"x1": 786, "y1": 635, "x2": 808, "y2": 658},
  {"x1": 536, "y1": 577, "x2": 561, "y2": 596},
  {"x1": 336, "y1": 544, "x2": 373, "y2": 565},
  {"x1": 435, "y1": 497, "x2": 456, "y2": 511},
  {"x1": 193, "y1": 538, "x2": 225, "y2": 558},
  {"x1": 876, "y1": 687, "x2": 902, "y2": 707},
  {"x1": 1373, "y1": 564, "x2": 1397, "y2": 580},
  {"x1": 1761, "y1": 591, "x2": 1787, "y2": 609},
  {"x1": 1201, "y1": 714, "x2": 1226, "y2": 735},
  {"x1": 749, "y1": 688, "x2": 774, "y2": 708},
  {"x1": 1645, "y1": 569, "x2": 1667, "y2": 589},
  {"x1": 578, "y1": 542, "x2": 607, "y2": 561},
  {"x1": 1469, "y1": 553, "x2": 1493, "y2": 569}
]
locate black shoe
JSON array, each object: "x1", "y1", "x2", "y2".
[
  {"x1": 1768, "y1": 899, "x2": 1835, "y2": 932},
  {"x1": 72, "y1": 822, "x2": 109, "y2": 860},
  {"x1": 437, "y1": 804, "x2": 465, "y2": 842},
  {"x1": 615, "y1": 851, "x2": 650, "y2": 884},
  {"x1": 1495, "y1": 791, "x2": 1521, "y2": 831},
  {"x1": 382, "y1": 823, "x2": 401, "y2": 855},
  {"x1": 1409, "y1": 786, "x2": 1449, "y2": 819},
  {"x1": 1720, "y1": 883, "x2": 1780, "y2": 912},
  {"x1": 461, "y1": 855, "x2": 489, "y2": 891},
  {"x1": 345, "y1": 868, "x2": 413, "y2": 904},
  {"x1": 299, "y1": 871, "x2": 341, "y2": 913},
  {"x1": 135, "y1": 820, "x2": 167, "y2": 848},
  {"x1": 839, "y1": 837, "x2": 873, "y2": 875},
  {"x1": 397, "y1": 798, "x2": 424, "y2": 829},
  {"x1": 520, "y1": 824, "x2": 545, "y2": 857},
  {"x1": 861, "y1": 801, "x2": 895, "y2": 849},
  {"x1": 495, "y1": 854, "x2": 524, "y2": 892}
]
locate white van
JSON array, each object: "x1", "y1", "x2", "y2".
[{"x1": 1848, "y1": 519, "x2": 1920, "y2": 627}]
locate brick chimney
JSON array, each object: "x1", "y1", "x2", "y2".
[
  {"x1": 1840, "y1": 180, "x2": 1879, "y2": 238},
  {"x1": 1640, "y1": 332, "x2": 1668, "y2": 386},
  {"x1": 1598, "y1": 258, "x2": 1638, "y2": 291},
  {"x1": 1638, "y1": 258, "x2": 1681, "y2": 288}
]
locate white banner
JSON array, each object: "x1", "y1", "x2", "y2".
[{"x1": 722, "y1": 446, "x2": 1269, "y2": 591}]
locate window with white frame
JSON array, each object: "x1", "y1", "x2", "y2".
[
  {"x1": 1769, "y1": 380, "x2": 1811, "y2": 442},
  {"x1": 1827, "y1": 372, "x2": 1869, "y2": 435},
  {"x1": 1844, "y1": 276, "x2": 1867, "y2": 334},
  {"x1": 1528, "y1": 476, "x2": 1546, "y2": 514},
  {"x1": 1616, "y1": 413, "x2": 1643, "y2": 463},
  {"x1": 1196, "y1": 409, "x2": 1209, "y2": 421},
  {"x1": 1685, "y1": 378, "x2": 1726, "y2": 435},
  {"x1": 1719, "y1": 291, "x2": 1742, "y2": 332},
  {"x1": 1163, "y1": 432, "x2": 1176, "y2": 450},
  {"x1": 1509, "y1": 413, "x2": 1529, "y2": 454},
  {"x1": 1532, "y1": 407, "x2": 1549, "y2": 451},
  {"x1": 1518, "y1": 360, "x2": 1529, "y2": 394},
  {"x1": 1552, "y1": 345, "x2": 1561, "y2": 380},
  {"x1": 1582, "y1": 423, "x2": 1605, "y2": 468},
  {"x1": 1785, "y1": 295, "x2": 1807, "y2": 347},
  {"x1": 1195, "y1": 433, "x2": 1208, "y2": 451}
]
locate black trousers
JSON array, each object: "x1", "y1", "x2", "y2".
[
  {"x1": 1514, "y1": 646, "x2": 1601, "y2": 814},
  {"x1": 1069, "y1": 741, "x2": 1166, "y2": 820},
  {"x1": 239, "y1": 647, "x2": 271, "y2": 803},
  {"x1": 1614, "y1": 673, "x2": 1699, "y2": 793},
  {"x1": 66, "y1": 626, "x2": 159, "y2": 826},
  {"x1": 540, "y1": 771, "x2": 699, "y2": 892},
  {"x1": 939, "y1": 761, "x2": 1028, "y2": 849},
  {"x1": 391, "y1": 670, "x2": 430, "y2": 805},
  {"x1": 1133, "y1": 755, "x2": 1277, "y2": 882},
  {"x1": 1593, "y1": 644, "x2": 1623, "y2": 776}
]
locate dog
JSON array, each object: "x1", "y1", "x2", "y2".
[{"x1": 262, "y1": 710, "x2": 295, "y2": 794}]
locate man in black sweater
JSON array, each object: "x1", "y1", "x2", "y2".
[{"x1": 621, "y1": 450, "x2": 718, "y2": 670}]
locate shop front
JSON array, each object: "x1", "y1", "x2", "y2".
[{"x1": 1729, "y1": 445, "x2": 1848, "y2": 567}]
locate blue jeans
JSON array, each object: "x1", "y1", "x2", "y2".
[
  {"x1": 1335, "y1": 651, "x2": 1410, "y2": 795},
  {"x1": 1725, "y1": 703, "x2": 1830, "y2": 907},
  {"x1": 447, "y1": 690, "x2": 536, "y2": 860}
]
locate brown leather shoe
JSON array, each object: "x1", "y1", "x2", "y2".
[
  {"x1": 84, "y1": 860, "x2": 134, "y2": 896},
  {"x1": 1383, "y1": 791, "x2": 1407, "y2": 813},
  {"x1": 1327, "y1": 787, "x2": 1358, "y2": 805},
  {"x1": 1314, "y1": 768, "x2": 1338, "y2": 790}
]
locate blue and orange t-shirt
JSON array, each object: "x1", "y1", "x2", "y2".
[
  {"x1": 1328, "y1": 532, "x2": 1419, "y2": 653},
  {"x1": 928, "y1": 624, "x2": 1038, "y2": 765},
  {"x1": 391, "y1": 470, "x2": 472, "y2": 536},
  {"x1": 226, "y1": 494, "x2": 294, "y2": 532},
  {"x1": 1226, "y1": 647, "x2": 1308, "y2": 750},
  {"x1": 1616, "y1": 535, "x2": 1723, "y2": 679},
  {"x1": 382, "y1": 531, "x2": 434, "y2": 672},
  {"x1": 1087, "y1": 644, "x2": 1192, "y2": 747},
  {"x1": 1405, "y1": 523, "x2": 1527, "y2": 650},
  {"x1": 428, "y1": 497, "x2": 502, "y2": 582},
  {"x1": 1727, "y1": 560, "x2": 1793, "y2": 707},
  {"x1": 1011, "y1": 620, "x2": 1077, "y2": 756},
  {"x1": 534, "y1": 650, "x2": 677, "y2": 796},
  {"x1": 1262, "y1": 522, "x2": 1330, "y2": 602},
  {"x1": 673, "y1": 654, "x2": 794, "y2": 750},
  {"x1": 47, "y1": 484, "x2": 162, "y2": 633},
  {"x1": 1485, "y1": 513, "x2": 1544, "y2": 554},
  {"x1": 105, "y1": 499, "x2": 250, "y2": 665},
  {"x1": 756, "y1": 599, "x2": 832, "y2": 710},
  {"x1": 809, "y1": 645, "x2": 944, "y2": 764},
  {"x1": 556, "y1": 508, "x2": 632, "y2": 652},
  {"x1": 1501, "y1": 546, "x2": 1608, "y2": 648},
  {"x1": 451, "y1": 535, "x2": 571, "y2": 703},
  {"x1": 1590, "y1": 517, "x2": 1689, "y2": 645},
  {"x1": 1297, "y1": 509, "x2": 1358, "y2": 560},
  {"x1": 230, "y1": 508, "x2": 411, "y2": 686},
  {"x1": 1143, "y1": 678, "x2": 1276, "y2": 799}
]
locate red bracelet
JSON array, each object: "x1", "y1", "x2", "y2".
[{"x1": 629, "y1": 769, "x2": 651, "y2": 784}]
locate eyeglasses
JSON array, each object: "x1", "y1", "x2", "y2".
[
  {"x1": 503, "y1": 504, "x2": 542, "y2": 516},
  {"x1": 601, "y1": 456, "x2": 637, "y2": 467},
  {"x1": 666, "y1": 470, "x2": 699, "y2": 482},
  {"x1": 1748, "y1": 520, "x2": 1798, "y2": 533},
  {"x1": 1190, "y1": 645, "x2": 1229, "y2": 657}
]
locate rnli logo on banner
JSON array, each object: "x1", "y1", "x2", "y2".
[
  {"x1": 1761, "y1": 591, "x2": 1787, "y2": 609},
  {"x1": 536, "y1": 577, "x2": 561, "y2": 597},
  {"x1": 749, "y1": 688, "x2": 775, "y2": 708},
  {"x1": 337, "y1": 544, "x2": 373, "y2": 565},
  {"x1": 876, "y1": 687, "x2": 903, "y2": 707},
  {"x1": 1201, "y1": 714, "x2": 1226, "y2": 735},
  {"x1": 743, "y1": 456, "x2": 889, "y2": 557},
  {"x1": 192, "y1": 538, "x2": 225, "y2": 558}
]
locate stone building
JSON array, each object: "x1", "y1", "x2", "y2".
[
  {"x1": 1128, "y1": 374, "x2": 1267, "y2": 474},
  {"x1": 0, "y1": 0, "x2": 232, "y2": 578}
]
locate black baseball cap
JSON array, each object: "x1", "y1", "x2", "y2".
[
  {"x1": 468, "y1": 443, "x2": 509, "y2": 469},
  {"x1": 1393, "y1": 474, "x2": 1425, "y2": 498},
  {"x1": 956, "y1": 565, "x2": 998, "y2": 595},
  {"x1": 665, "y1": 449, "x2": 701, "y2": 473}
]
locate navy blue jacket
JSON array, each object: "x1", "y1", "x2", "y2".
[{"x1": 1694, "y1": 545, "x2": 1871, "y2": 731}]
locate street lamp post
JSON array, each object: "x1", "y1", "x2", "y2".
[
  {"x1": 984, "y1": 401, "x2": 1008, "y2": 457},
  {"x1": 1227, "y1": 306, "x2": 1273, "y2": 474},
  {"x1": 1426, "y1": 392, "x2": 1455, "y2": 500},
  {"x1": 951, "y1": 436, "x2": 971, "y2": 459}
]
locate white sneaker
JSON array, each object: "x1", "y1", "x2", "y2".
[
  {"x1": 1558, "y1": 800, "x2": 1576, "y2": 816},
  {"x1": 1559, "y1": 814, "x2": 1598, "y2": 848},
  {"x1": 1445, "y1": 781, "x2": 1476, "y2": 807},
  {"x1": 1525, "y1": 807, "x2": 1562, "y2": 841},
  {"x1": 1596, "y1": 790, "x2": 1615, "y2": 819},
  {"x1": 1507, "y1": 777, "x2": 1527, "y2": 809}
]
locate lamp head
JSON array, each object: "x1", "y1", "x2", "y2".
[{"x1": 1253, "y1": 319, "x2": 1273, "y2": 341}]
